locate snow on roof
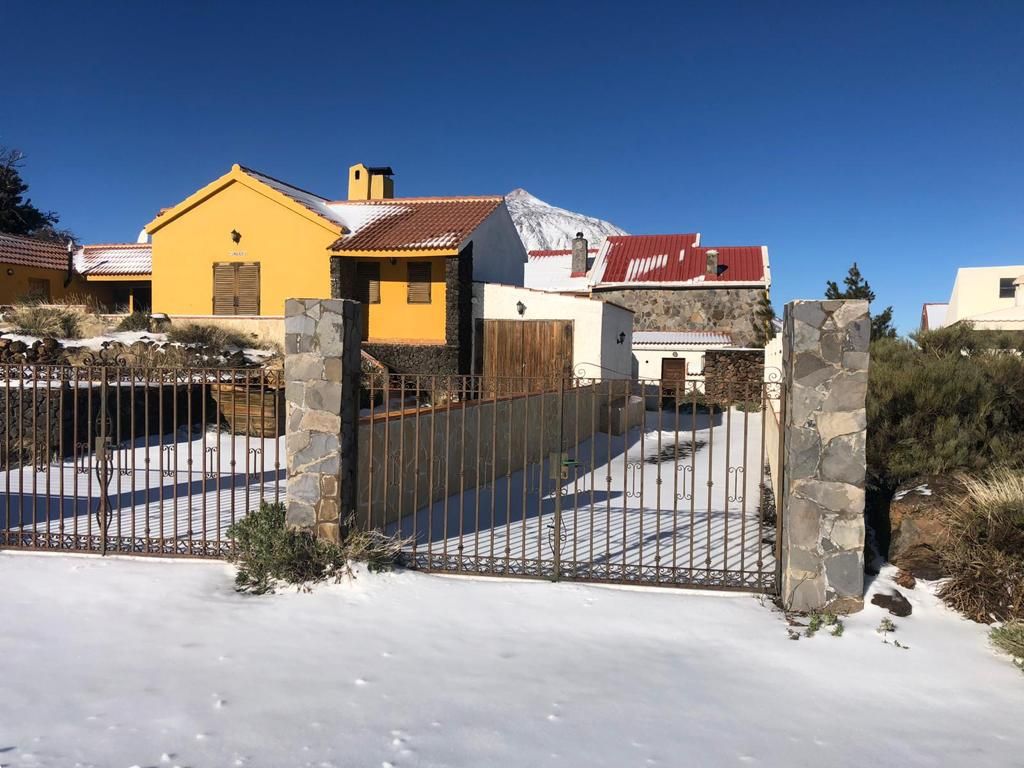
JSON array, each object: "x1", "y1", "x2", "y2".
[
  {"x1": 0, "y1": 232, "x2": 67, "y2": 271},
  {"x1": 239, "y1": 166, "x2": 351, "y2": 229},
  {"x1": 632, "y1": 331, "x2": 735, "y2": 347},
  {"x1": 75, "y1": 243, "x2": 152, "y2": 276},
  {"x1": 327, "y1": 197, "x2": 503, "y2": 252}
]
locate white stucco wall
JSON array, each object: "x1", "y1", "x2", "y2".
[
  {"x1": 946, "y1": 265, "x2": 1024, "y2": 324},
  {"x1": 465, "y1": 204, "x2": 528, "y2": 286},
  {"x1": 472, "y1": 283, "x2": 634, "y2": 379},
  {"x1": 632, "y1": 346, "x2": 722, "y2": 381}
]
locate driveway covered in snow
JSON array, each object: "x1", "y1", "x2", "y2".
[{"x1": 0, "y1": 553, "x2": 1020, "y2": 768}]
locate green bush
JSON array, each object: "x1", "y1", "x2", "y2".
[
  {"x1": 990, "y1": 621, "x2": 1024, "y2": 673},
  {"x1": 868, "y1": 330, "x2": 1024, "y2": 496},
  {"x1": 227, "y1": 502, "x2": 404, "y2": 594},
  {"x1": 7, "y1": 303, "x2": 82, "y2": 339},
  {"x1": 116, "y1": 311, "x2": 152, "y2": 332}
]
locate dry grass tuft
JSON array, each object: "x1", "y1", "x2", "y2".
[{"x1": 939, "y1": 468, "x2": 1024, "y2": 622}]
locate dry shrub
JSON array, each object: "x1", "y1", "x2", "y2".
[
  {"x1": 8, "y1": 303, "x2": 84, "y2": 339},
  {"x1": 939, "y1": 469, "x2": 1024, "y2": 622},
  {"x1": 166, "y1": 322, "x2": 257, "y2": 352}
]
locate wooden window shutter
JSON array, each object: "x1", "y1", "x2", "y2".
[
  {"x1": 213, "y1": 263, "x2": 236, "y2": 316},
  {"x1": 407, "y1": 261, "x2": 432, "y2": 304},
  {"x1": 356, "y1": 262, "x2": 381, "y2": 304},
  {"x1": 236, "y1": 263, "x2": 260, "y2": 315},
  {"x1": 213, "y1": 262, "x2": 260, "y2": 315}
]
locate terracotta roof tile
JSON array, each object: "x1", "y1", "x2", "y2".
[
  {"x1": 0, "y1": 232, "x2": 68, "y2": 271},
  {"x1": 75, "y1": 243, "x2": 152, "y2": 276},
  {"x1": 328, "y1": 198, "x2": 504, "y2": 252}
]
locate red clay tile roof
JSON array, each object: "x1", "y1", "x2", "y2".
[
  {"x1": 328, "y1": 197, "x2": 504, "y2": 252},
  {"x1": 75, "y1": 243, "x2": 152, "y2": 276},
  {"x1": 0, "y1": 232, "x2": 69, "y2": 271},
  {"x1": 593, "y1": 234, "x2": 766, "y2": 285}
]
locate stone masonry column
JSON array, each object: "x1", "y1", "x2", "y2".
[
  {"x1": 780, "y1": 300, "x2": 869, "y2": 613},
  {"x1": 283, "y1": 298, "x2": 361, "y2": 542}
]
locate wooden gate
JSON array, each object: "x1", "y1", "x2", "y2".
[{"x1": 481, "y1": 320, "x2": 573, "y2": 395}]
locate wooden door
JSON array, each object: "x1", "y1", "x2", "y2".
[{"x1": 482, "y1": 319, "x2": 573, "y2": 396}]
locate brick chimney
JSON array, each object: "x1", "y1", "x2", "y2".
[
  {"x1": 705, "y1": 249, "x2": 719, "y2": 277},
  {"x1": 571, "y1": 232, "x2": 588, "y2": 274}
]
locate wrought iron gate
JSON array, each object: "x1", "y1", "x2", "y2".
[
  {"x1": 359, "y1": 371, "x2": 784, "y2": 592},
  {"x1": 1, "y1": 361, "x2": 284, "y2": 557}
]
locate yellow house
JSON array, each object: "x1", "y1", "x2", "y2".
[
  {"x1": 0, "y1": 232, "x2": 75, "y2": 304},
  {"x1": 74, "y1": 242, "x2": 152, "y2": 312},
  {"x1": 145, "y1": 163, "x2": 526, "y2": 373}
]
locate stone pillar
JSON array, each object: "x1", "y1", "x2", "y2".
[
  {"x1": 283, "y1": 298, "x2": 361, "y2": 542},
  {"x1": 780, "y1": 300, "x2": 869, "y2": 613}
]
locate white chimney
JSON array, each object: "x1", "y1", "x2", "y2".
[
  {"x1": 1014, "y1": 275, "x2": 1024, "y2": 307},
  {"x1": 706, "y1": 249, "x2": 719, "y2": 277}
]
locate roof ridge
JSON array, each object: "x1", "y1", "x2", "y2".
[
  {"x1": 83, "y1": 242, "x2": 152, "y2": 249},
  {"x1": 237, "y1": 164, "x2": 331, "y2": 202},
  {"x1": 328, "y1": 195, "x2": 504, "y2": 205}
]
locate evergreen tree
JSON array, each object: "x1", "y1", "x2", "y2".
[
  {"x1": 825, "y1": 262, "x2": 896, "y2": 339},
  {"x1": 0, "y1": 147, "x2": 70, "y2": 241},
  {"x1": 752, "y1": 289, "x2": 777, "y2": 347}
]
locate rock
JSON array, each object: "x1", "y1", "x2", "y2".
[
  {"x1": 871, "y1": 590, "x2": 912, "y2": 617},
  {"x1": 889, "y1": 475, "x2": 963, "y2": 580},
  {"x1": 895, "y1": 570, "x2": 916, "y2": 590}
]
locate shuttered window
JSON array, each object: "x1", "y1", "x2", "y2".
[
  {"x1": 27, "y1": 278, "x2": 51, "y2": 301},
  {"x1": 212, "y1": 262, "x2": 260, "y2": 316},
  {"x1": 407, "y1": 261, "x2": 432, "y2": 304},
  {"x1": 356, "y1": 262, "x2": 381, "y2": 304}
]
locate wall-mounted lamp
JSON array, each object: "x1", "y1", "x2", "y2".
[
  {"x1": 389, "y1": 257, "x2": 398, "y2": 266},
  {"x1": 516, "y1": 301, "x2": 526, "y2": 316},
  {"x1": 230, "y1": 229, "x2": 241, "y2": 244},
  {"x1": 616, "y1": 331, "x2": 626, "y2": 345},
  {"x1": 5, "y1": 268, "x2": 14, "y2": 276}
]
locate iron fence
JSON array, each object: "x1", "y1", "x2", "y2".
[
  {"x1": 360, "y1": 371, "x2": 784, "y2": 592},
  {"x1": 1, "y1": 361, "x2": 284, "y2": 557}
]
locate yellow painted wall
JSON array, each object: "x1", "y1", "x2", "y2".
[
  {"x1": 362, "y1": 256, "x2": 447, "y2": 343},
  {"x1": 0, "y1": 264, "x2": 74, "y2": 304},
  {"x1": 150, "y1": 179, "x2": 338, "y2": 317}
]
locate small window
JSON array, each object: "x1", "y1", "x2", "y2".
[
  {"x1": 999, "y1": 277, "x2": 1015, "y2": 299},
  {"x1": 356, "y1": 262, "x2": 381, "y2": 304},
  {"x1": 27, "y1": 278, "x2": 51, "y2": 301},
  {"x1": 407, "y1": 262, "x2": 432, "y2": 304}
]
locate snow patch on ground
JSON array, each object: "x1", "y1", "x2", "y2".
[
  {"x1": 893, "y1": 483, "x2": 932, "y2": 501},
  {"x1": 0, "y1": 554, "x2": 1020, "y2": 767}
]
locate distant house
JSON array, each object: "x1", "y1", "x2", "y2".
[
  {"x1": 0, "y1": 232, "x2": 73, "y2": 304},
  {"x1": 143, "y1": 162, "x2": 526, "y2": 374},
  {"x1": 524, "y1": 231, "x2": 771, "y2": 380},
  {"x1": 923, "y1": 265, "x2": 1024, "y2": 331},
  {"x1": 74, "y1": 242, "x2": 152, "y2": 312}
]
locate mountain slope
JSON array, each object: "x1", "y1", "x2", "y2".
[{"x1": 505, "y1": 188, "x2": 627, "y2": 253}]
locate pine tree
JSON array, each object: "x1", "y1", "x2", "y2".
[
  {"x1": 0, "y1": 147, "x2": 69, "y2": 241},
  {"x1": 752, "y1": 289, "x2": 777, "y2": 347},
  {"x1": 825, "y1": 262, "x2": 896, "y2": 339}
]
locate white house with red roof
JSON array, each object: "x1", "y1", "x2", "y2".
[{"x1": 524, "y1": 230, "x2": 771, "y2": 380}]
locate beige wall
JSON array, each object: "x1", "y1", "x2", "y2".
[
  {"x1": 946, "y1": 265, "x2": 1024, "y2": 324},
  {"x1": 0, "y1": 264, "x2": 74, "y2": 304}
]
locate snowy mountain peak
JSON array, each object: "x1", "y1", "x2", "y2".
[{"x1": 505, "y1": 188, "x2": 627, "y2": 253}]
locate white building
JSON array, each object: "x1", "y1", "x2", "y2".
[{"x1": 923, "y1": 265, "x2": 1024, "y2": 331}]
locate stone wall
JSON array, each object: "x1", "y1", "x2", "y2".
[
  {"x1": 780, "y1": 299, "x2": 869, "y2": 613},
  {"x1": 703, "y1": 349, "x2": 764, "y2": 404},
  {"x1": 593, "y1": 286, "x2": 763, "y2": 347},
  {"x1": 283, "y1": 298, "x2": 361, "y2": 541}
]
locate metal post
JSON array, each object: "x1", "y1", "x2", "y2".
[{"x1": 552, "y1": 375, "x2": 565, "y2": 582}]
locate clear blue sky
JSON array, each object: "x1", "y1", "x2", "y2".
[{"x1": 3, "y1": 1, "x2": 1022, "y2": 333}]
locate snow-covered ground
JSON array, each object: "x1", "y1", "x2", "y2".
[{"x1": 0, "y1": 553, "x2": 1020, "y2": 768}]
